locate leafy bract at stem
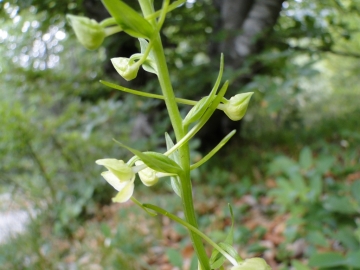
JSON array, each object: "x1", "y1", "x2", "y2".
[
  {"x1": 183, "y1": 54, "x2": 224, "y2": 127},
  {"x1": 113, "y1": 139, "x2": 183, "y2": 176},
  {"x1": 190, "y1": 130, "x2": 237, "y2": 170},
  {"x1": 101, "y1": 0, "x2": 154, "y2": 39}
]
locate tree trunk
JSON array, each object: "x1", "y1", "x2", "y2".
[
  {"x1": 200, "y1": 0, "x2": 284, "y2": 150},
  {"x1": 218, "y1": 0, "x2": 284, "y2": 68}
]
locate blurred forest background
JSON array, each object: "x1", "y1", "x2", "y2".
[{"x1": 0, "y1": 0, "x2": 360, "y2": 269}]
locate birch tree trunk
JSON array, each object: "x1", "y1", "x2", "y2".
[{"x1": 217, "y1": 0, "x2": 284, "y2": 68}]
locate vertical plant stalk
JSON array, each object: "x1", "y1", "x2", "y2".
[
  {"x1": 139, "y1": 1, "x2": 210, "y2": 269},
  {"x1": 26, "y1": 139, "x2": 56, "y2": 201}
]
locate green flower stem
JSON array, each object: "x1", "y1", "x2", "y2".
[
  {"x1": 104, "y1": 25, "x2": 123, "y2": 36},
  {"x1": 143, "y1": 203, "x2": 238, "y2": 266},
  {"x1": 132, "y1": 40, "x2": 153, "y2": 70},
  {"x1": 131, "y1": 197, "x2": 157, "y2": 216},
  {"x1": 190, "y1": 130, "x2": 236, "y2": 170},
  {"x1": 139, "y1": 1, "x2": 210, "y2": 269},
  {"x1": 100, "y1": 17, "x2": 117, "y2": 27}
]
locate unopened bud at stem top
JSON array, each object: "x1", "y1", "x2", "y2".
[
  {"x1": 67, "y1": 15, "x2": 106, "y2": 50},
  {"x1": 218, "y1": 92, "x2": 253, "y2": 121}
]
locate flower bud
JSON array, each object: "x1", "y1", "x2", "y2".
[
  {"x1": 221, "y1": 92, "x2": 253, "y2": 121},
  {"x1": 67, "y1": 15, "x2": 105, "y2": 50},
  {"x1": 135, "y1": 161, "x2": 159, "y2": 186},
  {"x1": 231, "y1": 258, "x2": 271, "y2": 270},
  {"x1": 96, "y1": 159, "x2": 135, "y2": 182},
  {"x1": 111, "y1": 57, "x2": 140, "y2": 81}
]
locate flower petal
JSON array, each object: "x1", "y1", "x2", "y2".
[
  {"x1": 96, "y1": 159, "x2": 135, "y2": 182},
  {"x1": 101, "y1": 171, "x2": 126, "y2": 191},
  {"x1": 112, "y1": 181, "x2": 135, "y2": 203}
]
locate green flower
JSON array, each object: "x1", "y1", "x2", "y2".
[
  {"x1": 218, "y1": 92, "x2": 253, "y2": 121},
  {"x1": 96, "y1": 158, "x2": 173, "y2": 203},
  {"x1": 231, "y1": 258, "x2": 271, "y2": 270},
  {"x1": 66, "y1": 15, "x2": 106, "y2": 50},
  {"x1": 96, "y1": 159, "x2": 145, "y2": 203}
]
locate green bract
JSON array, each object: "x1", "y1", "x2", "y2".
[
  {"x1": 101, "y1": 0, "x2": 154, "y2": 39},
  {"x1": 66, "y1": 15, "x2": 106, "y2": 50},
  {"x1": 219, "y1": 92, "x2": 253, "y2": 121},
  {"x1": 230, "y1": 258, "x2": 272, "y2": 270}
]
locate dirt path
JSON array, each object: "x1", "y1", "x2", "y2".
[{"x1": 0, "y1": 193, "x2": 32, "y2": 244}]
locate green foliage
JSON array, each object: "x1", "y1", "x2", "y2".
[
  {"x1": 0, "y1": 7, "x2": 164, "y2": 238},
  {"x1": 1, "y1": 0, "x2": 360, "y2": 269},
  {"x1": 268, "y1": 145, "x2": 360, "y2": 267}
]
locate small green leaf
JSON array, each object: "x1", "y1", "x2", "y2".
[
  {"x1": 335, "y1": 227, "x2": 360, "y2": 250},
  {"x1": 289, "y1": 173, "x2": 308, "y2": 201},
  {"x1": 299, "y1": 146, "x2": 312, "y2": 170},
  {"x1": 323, "y1": 195, "x2": 357, "y2": 214},
  {"x1": 225, "y1": 204, "x2": 235, "y2": 244},
  {"x1": 309, "y1": 252, "x2": 345, "y2": 267},
  {"x1": 166, "y1": 248, "x2": 183, "y2": 268},
  {"x1": 209, "y1": 204, "x2": 238, "y2": 269},
  {"x1": 183, "y1": 97, "x2": 209, "y2": 127},
  {"x1": 165, "y1": 133, "x2": 182, "y2": 197},
  {"x1": 306, "y1": 230, "x2": 328, "y2": 247},
  {"x1": 268, "y1": 156, "x2": 298, "y2": 175},
  {"x1": 170, "y1": 176, "x2": 182, "y2": 198},
  {"x1": 113, "y1": 139, "x2": 183, "y2": 175},
  {"x1": 218, "y1": 242, "x2": 242, "y2": 263},
  {"x1": 291, "y1": 260, "x2": 311, "y2": 270},
  {"x1": 183, "y1": 54, "x2": 224, "y2": 126},
  {"x1": 101, "y1": 0, "x2": 154, "y2": 38},
  {"x1": 351, "y1": 180, "x2": 360, "y2": 205},
  {"x1": 308, "y1": 174, "x2": 322, "y2": 201},
  {"x1": 345, "y1": 250, "x2": 360, "y2": 267},
  {"x1": 315, "y1": 155, "x2": 335, "y2": 174}
]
